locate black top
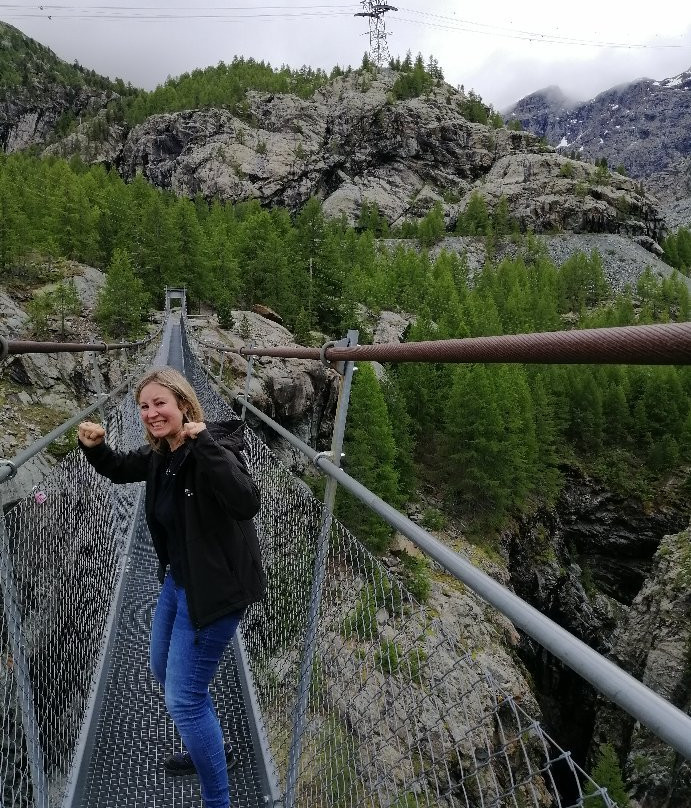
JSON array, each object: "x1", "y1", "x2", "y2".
[
  {"x1": 79, "y1": 421, "x2": 265, "y2": 628},
  {"x1": 153, "y1": 443, "x2": 189, "y2": 585}
]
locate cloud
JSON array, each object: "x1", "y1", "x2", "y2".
[{"x1": 459, "y1": 26, "x2": 691, "y2": 110}]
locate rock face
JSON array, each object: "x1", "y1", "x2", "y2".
[
  {"x1": 462, "y1": 152, "x2": 665, "y2": 243},
  {"x1": 507, "y1": 69, "x2": 691, "y2": 179},
  {"x1": 0, "y1": 22, "x2": 118, "y2": 153},
  {"x1": 646, "y1": 156, "x2": 691, "y2": 230},
  {"x1": 113, "y1": 71, "x2": 546, "y2": 226},
  {"x1": 33, "y1": 67, "x2": 664, "y2": 242},
  {"x1": 185, "y1": 313, "x2": 340, "y2": 471},
  {"x1": 590, "y1": 524, "x2": 691, "y2": 808},
  {"x1": 0, "y1": 266, "x2": 120, "y2": 505},
  {"x1": 506, "y1": 68, "x2": 691, "y2": 231},
  {"x1": 505, "y1": 469, "x2": 689, "y2": 764}
]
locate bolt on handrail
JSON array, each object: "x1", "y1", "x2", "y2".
[{"x1": 192, "y1": 321, "x2": 691, "y2": 365}]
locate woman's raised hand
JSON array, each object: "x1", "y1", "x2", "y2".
[
  {"x1": 78, "y1": 421, "x2": 106, "y2": 448},
  {"x1": 182, "y1": 421, "x2": 207, "y2": 440}
]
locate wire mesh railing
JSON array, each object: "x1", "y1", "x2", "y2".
[
  {"x1": 0, "y1": 340, "x2": 159, "y2": 808},
  {"x1": 182, "y1": 325, "x2": 621, "y2": 808}
]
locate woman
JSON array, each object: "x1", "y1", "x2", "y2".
[{"x1": 79, "y1": 366, "x2": 265, "y2": 808}]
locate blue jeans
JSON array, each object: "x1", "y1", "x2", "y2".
[{"x1": 150, "y1": 574, "x2": 243, "y2": 808}]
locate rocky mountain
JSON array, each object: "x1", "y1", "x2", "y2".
[
  {"x1": 40, "y1": 68, "x2": 666, "y2": 249},
  {"x1": 506, "y1": 69, "x2": 691, "y2": 230},
  {"x1": 0, "y1": 21, "x2": 676, "y2": 247},
  {"x1": 506, "y1": 69, "x2": 691, "y2": 178},
  {"x1": 0, "y1": 21, "x2": 130, "y2": 152}
]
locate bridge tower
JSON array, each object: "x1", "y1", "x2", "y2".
[
  {"x1": 355, "y1": 1, "x2": 398, "y2": 67},
  {"x1": 165, "y1": 286, "x2": 187, "y2": 317}
]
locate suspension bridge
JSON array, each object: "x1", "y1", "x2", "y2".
[{"x1": 1, "y1": 291, "x2": 691, "y2": 808}]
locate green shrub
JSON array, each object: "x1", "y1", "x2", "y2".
[
  {"x1": 374, "y1": 639, "x2": 402, "y2": 674},
  {"x1": 421, "y1": 507, "x2": 446, "y2": 531},
  {"x1": 47, "y1": 426, "x2": 78, "y2": 458},
  {"x1": 341, "y1": 586, "x2": 380, "y2": 640}
]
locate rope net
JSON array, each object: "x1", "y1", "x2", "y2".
[
  {"x1": 0, "y1": 347, "x2": 156, "y2": 808},
  {"x1": 182, "y1": 327, "x2": 619, "y2": 808}
]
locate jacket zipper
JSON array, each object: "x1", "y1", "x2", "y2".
[{"x1": 172, "y1": 452, "x2": 203, "y2": 636}]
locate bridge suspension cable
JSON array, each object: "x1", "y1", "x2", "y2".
[
  {"x1": 0, "y1": 332, "x2": 160, "y2": 361},
  {"x1": 197, "y1": 320, "x2": 691, "y2": 366}
]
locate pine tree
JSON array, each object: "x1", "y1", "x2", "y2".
[
  {"x1": 584, "y1": 744, "x2": 631, "y2": 808},
  {"x1": 456, "y1": 192, "x2": 490, "y2": 236},
  {"x1": 445, "y1": 363, "x2": 510, "y2": 520},
  {"x1": 95, "y1": 249, "x2": 148, "y2": 339},
  {"x1": 338, "y1": 363, "x2": 400, "y2": 553},
  {"x1": 418, "y1": 202, "x2": 445, "y2": 248},
  {"x1": 52, "y1": 277, "x2": 81, "y2": 339},
  {"x1": 292, "y1": 307, "x2": 311, "y2": 345},
  {"x1": 381, "y1": 372, "x2": 416, "y2": 498},
  {"x1": 26, "y1": 292, "x2": 54, "y2": 339}
]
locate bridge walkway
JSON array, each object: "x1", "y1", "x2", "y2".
[{"x1": 72, "y1": 318, "x2": 265, "y2": 808}]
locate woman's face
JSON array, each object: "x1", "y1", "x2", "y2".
[{"x1": 138, "y1": 382, "x2": 186, "y2": 442}]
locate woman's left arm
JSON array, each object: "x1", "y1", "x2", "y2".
[{"x1": 186, "y1": 426, "x2": 260, "y2": 520}]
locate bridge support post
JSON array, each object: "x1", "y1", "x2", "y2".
[
  {"x1": 218, "y1": 351, "x2": 225, "y2": 383},
  {"x1": 0, "y1": 491, "x2": 50, "y2": 808},
  {"x1": 241, "y1": 346, "x2": 255, "y2": 423},
  {"x1": 285, "y1": 329, "x2": 359, "y2": 808},
  {"x1": 89, "y1": 350, "x2": 107, "y2": 422}
]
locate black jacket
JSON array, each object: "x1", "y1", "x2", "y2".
[{"x1": 80, "y1": 420, "x2": 266, "y2": 628}]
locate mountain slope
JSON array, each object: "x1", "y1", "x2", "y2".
[
  {"x1": 507, "y1": 69, "x2": 691, "y2": 179},
  {"x1": 0, "y1": 20, "x2": 134, "y2": 151}
]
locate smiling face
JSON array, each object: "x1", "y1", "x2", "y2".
[{"x1": 138, "y1": 382, "x2": 186, "y2": 446}]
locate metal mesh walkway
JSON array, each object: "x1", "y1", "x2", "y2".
[
  {"x1": 74, "y1": 503, "x2": 264, "y2": 808},
  {"x1": 73, "y1": 316, "x2": 265, "y2": 808}
]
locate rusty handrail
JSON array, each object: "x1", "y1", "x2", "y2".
[{"x1": 194, "y1": 322, "x2": 691, "y2": 366}]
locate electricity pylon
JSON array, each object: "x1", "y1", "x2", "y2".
[{"x1": 354, "y1": 1, "x2": 398, "y2": 67}]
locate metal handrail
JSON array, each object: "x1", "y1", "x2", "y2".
[
  {"x1": 192, "y1": 321, "x2": 691, "y2": 365},
  {"x1": 221, "y1": 385, "x2": 691, "y2": 761}
]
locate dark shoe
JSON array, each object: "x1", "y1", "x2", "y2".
[{"x1": 163, "y1": 742, "x2": 238, "y2": 775}]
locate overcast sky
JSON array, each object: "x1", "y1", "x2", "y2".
[{"x1": 3, "y1": 1, "x2": 691, "y2": 110}]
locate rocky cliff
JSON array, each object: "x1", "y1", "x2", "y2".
[
  {"x1": 506, "y1": 471, "x2": 690, "y2": 792},
  {"x1": 0, "y1": 21, "x2": 124, "y2": 152},
  {"x1": 506, "y1": 69, "x2": 691, "y2": 179},
  {"x1": 590, "y1": 523, "x2": 691, "y2": 807},
  {"x1": 506, "y1": 68, "x2": 691, "y2": 231},
  {"x1": 39, "y1": 68, "x2": 668, "y2": 246}
]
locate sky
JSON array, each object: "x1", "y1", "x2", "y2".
[{"x1": 2, "y1": 1, "x2": 691, "y2": 110}]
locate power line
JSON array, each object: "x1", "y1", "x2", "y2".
[
  {"x1": 1, "y1": 2, "x2": 682, "y2": 50},
  {"x1": 0, "y1": 2, "x2": 359, "y2": 7},
  {"x1": 394, "y1": 8, "x2": 684, "y2": 49}
]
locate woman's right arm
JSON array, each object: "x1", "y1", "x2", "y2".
[{"x1": 78, "y1": 421, "x2": 150, "y2": 483}]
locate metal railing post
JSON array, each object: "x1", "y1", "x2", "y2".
[
  {"x1": 284, "y1": 329, "x2": 358, "y2": 808},
  {"x1": 241, "y1": 346, "x2": 255, "y2": 423},
  {"x1": 89, "y1": 350, "x2": 106, "y2": 422},
  {"x1": 218, "y1": 350, "x2": 225, "y2": 383},
  {"x1": 0, "y1": 489, "x2": 50, "y2": 808}
]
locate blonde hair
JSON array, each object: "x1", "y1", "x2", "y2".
[{"x1": 135, "y1": 366, "x2": 205, "y2": 451}]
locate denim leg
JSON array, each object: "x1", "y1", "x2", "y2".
[
  {"x1": 164, "y1": 586, "x2": 242, "y2": 808},
  {"x1": 149, "y1": 574, "x2": 177, "y2": 687}
]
